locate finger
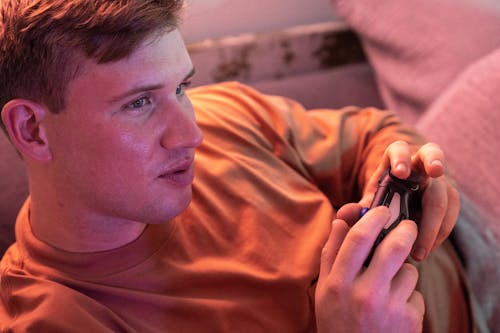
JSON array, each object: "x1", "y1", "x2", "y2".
[
  {"x1": 331, "y1": 206, "x2": 391, "y2": 283},
  {"x1": 407, "y1": 290, "x2": 426, "y2": 321},
  {"x1": 319, "y1": 219, "x2": 350, "y2": 280},
  {"x1": 390, "y1": 263, "x2": 419, "y2": 303},
  {"x1": 411, "y1": 178, "x2": 447, "y2": 261},
  {"x1": 411, "y1": 142, "x2": 445, "y2": 178},
  {"x1": 336, "y1": 203, "x2": 364, "y2": 227},
  {"x1": 366, "y1": 220, "x2": 418, "y2": 285},
  {"x1": 398, "y1": 290, "x2": 426, "y2": 333},
  {"x1": 430, "y1": 181, "x2": 460, "y2": 252},
  {"x1": 361, "y1": 141, "x2": 413, "y2": 205},
  {"x1": 385, "y1": 141, "x2": 412, "y2": 179},
  {"x1": 358, "y1": 193, "x2": 373, "y2": 209}
]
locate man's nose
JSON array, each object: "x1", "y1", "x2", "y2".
[{"x1": 160, "y1": 103, "x2": 203, "y2": 150}]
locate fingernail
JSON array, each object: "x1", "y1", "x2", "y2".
[
  {"x1": 395, "y1": 163, "x2": 407, "y2": 174},
  {"x1": 431, "y1": 160, "x2": 443, "y2": 168},
  {"x1": 412, "y1": 246, "x2": 427, "y2": 261}
]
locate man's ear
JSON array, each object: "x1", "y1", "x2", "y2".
[{"x1": 1, "y1": 99, "x2": 52, "y2": 162}]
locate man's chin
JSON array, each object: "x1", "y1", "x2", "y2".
[{"x1": 146, "y1": 192, "x2": 193, "y2": 224}]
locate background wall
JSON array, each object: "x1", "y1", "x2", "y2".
[
  {"x1": 177, "y1": 0, "x2": 381, "y2": 110},
  {"x1": 179, "y1": 0, "x2": 339, "y2": 43}
]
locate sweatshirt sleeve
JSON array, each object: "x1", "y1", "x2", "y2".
[{"x1": 189, "y1": 82, "x2": 424, "y2": 208}]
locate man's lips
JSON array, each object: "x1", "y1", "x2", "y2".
[{"x1": 158, "y1": 159, "x2": 195, "y2": 187}]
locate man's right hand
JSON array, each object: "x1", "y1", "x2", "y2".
[{"x1": 315, "y1": 205, "x2": 425, "y2": 333}]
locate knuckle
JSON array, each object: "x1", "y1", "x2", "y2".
[
  {"x1": 320, "y1": 246, "x2": 330, "y2": 262},
  {"x1": 348, "y1": 228, "x2": 372, "y2": 247},
  {"x1": 425, "y1": 192, "x2": 447, "y2": 212},
  {"x1": 354, "y1": 289, "x2": 380, "y2": 314},
  {"x1": 387, "y1": 235, "x2": 413, "y2": 255},
  {"x1": 434, "y1": 199, "x2": 447, "y2": 213},
  {"x1": 386, "y1": 140, "x2": 408, "y2": 153},
  {"x1": 323, "y1": 277, "x2": 349, "y2": 298},
  {"x1": 403, "y1": 262, "x2": 419, "y2": 276},
  {"x1": 401, "y1": 263, "x2": 419, "y2": 282}
]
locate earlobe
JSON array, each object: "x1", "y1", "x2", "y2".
[{"x1": 1, "y1": 99, "x2": 53, "y2": 162}]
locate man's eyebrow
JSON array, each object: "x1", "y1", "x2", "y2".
[
  {"x1": 107, "y1": 83, "x2": 165, "y2": 104},
  {"x1": 108, "y1": 66, "x2": 196, "y2": 104},
  {"x1": 184, "y1": 66, "x2": 196, "y2": 81}
]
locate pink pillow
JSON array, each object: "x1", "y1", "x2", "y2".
[
  {"x1": 330, "y1": 0, "x2": 500, "y2": 124},
  {"x1": 418, "y1": 48, "x2": 500, "y2": 331},
  {"x1": 417, "y1": 47, "x2": 500, "y2": 231}
]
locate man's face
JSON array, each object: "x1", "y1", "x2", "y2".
[{"x1": 43, "y1": 29, "x2": 203, "y2": 224}]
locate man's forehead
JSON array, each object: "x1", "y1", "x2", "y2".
[{"x1": 66, "y1": 29, "x2": 192, "y2": 100}]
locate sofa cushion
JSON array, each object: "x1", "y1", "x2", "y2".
[{"x1": 330, "y1": 0, "x2": 500, "y2": 124}]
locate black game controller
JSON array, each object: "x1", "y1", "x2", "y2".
[{"x1": 363, "y1": 168, "x2": 423, "y2": 266}]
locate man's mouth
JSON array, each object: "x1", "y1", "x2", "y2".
[{"x1": 159, "y1": 160, "x2": 195, "y2": 187}]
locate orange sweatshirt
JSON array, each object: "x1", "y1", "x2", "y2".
[{"x1": 0, "y1": 83, "x2": 469, "y2": 332}]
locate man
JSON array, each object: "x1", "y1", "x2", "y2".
[{"x1": 0, "y1": 0, "x2": 472, "y2": 332}]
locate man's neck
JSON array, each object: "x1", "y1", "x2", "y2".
[{"x1": 28, "y1": 195, "x2": 147, "y2": 253}]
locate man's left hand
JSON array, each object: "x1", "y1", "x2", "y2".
[{"x1": 360, "y1": 141, "x2": 460, "y2": 261}]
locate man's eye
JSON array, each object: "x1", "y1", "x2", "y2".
[
  {"x1": 121, "y1": 96, "x2": 154, "y2": 115},
  {"x1": 130, "y1": 96, "x2": 151, "y2": 109},
  {"x1": 176, "y1": 81, "x2": 191, "y2": 97}
]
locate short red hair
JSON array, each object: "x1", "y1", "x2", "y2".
[{"x1": 0, "y1": 0, "x2": 184, "y2": 129}]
